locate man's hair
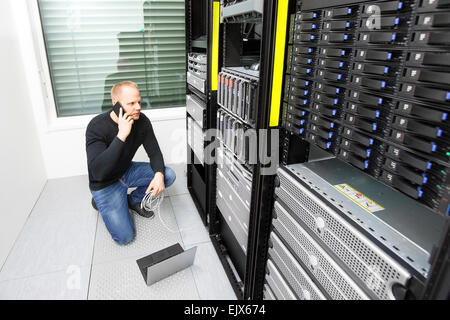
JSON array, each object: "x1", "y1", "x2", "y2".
[{"x1": 111, "y1": 81, "x2": 139, "y2": 102}]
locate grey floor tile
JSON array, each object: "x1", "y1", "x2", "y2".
[
  {"x1": 189, "y1": 242, "x2": 237, "y2": 300},
  {"x1": 92, "y1": 199, "x2": 183, "y2": 265},
  {"x1": 0, "y1": 266, "x2": 90, "y2": 300},
  {"x1": 30, "y1": 175, "x2": 93, "y2": 219},
  {"x1": 170, "y1": 193, "x2": 198, "y2": 213},
  {"x1": 167, "y1": 163, "x2": 189, "y2": 196},
  {"x1": 0, "y1": 207, "x2": 97, "y2": 282},
  {"x1": 170, "y1": 195, "x2": 210, "y2": 247},
  {"x1": 88, "y1": 255, "x2": 199, "y2": 300},
  {"x1": 1, "y1": 174, "x2": 236, "y2": 300}
]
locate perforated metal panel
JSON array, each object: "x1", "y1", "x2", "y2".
[
  {"x1": 186, "y1": 94, "x2": 206, "y2": 128},
  {"x1": 276, "y1": 168, "x2": 411, "y2": 300},
  {"x1": 187, "y1": 71, "x2": 205, "y2": 93},
  {"x1": 265, "y1": 259, "x2": 297, "y2": 300},
  {"x1": 216, "y1": 147, "x2": 253, "y2": 208},
  {"x1": 269, "y1": 232, "x2": 326, "y2": 300},
  {"x1": 263, "y1": 284, "x2": 276, "y2": 300},
  {"x1": 273, "y1": 201, "x2": 370, "y2": 300},
  {"x1": 187, "y1": 117, "x2": 204, "y2": 164},
  {"x1": 217, "y1": 169, "x2": 250, "y2": 226},
  {"x1": 217, "y1": 168, "x2": 248, "y2": 254},
  {"x1": 88, "y1": 256, "x2": 199, "y2": 300}
]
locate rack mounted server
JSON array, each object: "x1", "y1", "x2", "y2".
[
  {"x1": 218, "y1": 67, "x2": 259, "y2": 127},
  {"x1": 263, "y1": 0, "x2": 450, "y2": 300},
  {"x1": 209, "y1": 0, "x2": 284, "y2": 299},
  {"x1": 187, "y1": 53, "x2": 208, "y2": 94},
  {"x1": 217, "y1": 67, "x2": 260, "y2": 165},
  {"x1": 264, "y1": 159, "x2": 445, "y2": 300},
  {"x1": 215, "y1": 66, "x2": 261, "y2": 284},
  {"x1": 216, "y1": 146, "x2": 253, "y2": 255},
  {"x1": 282, "y1": 0, "x2": 450, "y2": 216},
  {"x1": 186, "y1": 50, "x2": 210, "y2": 221}
]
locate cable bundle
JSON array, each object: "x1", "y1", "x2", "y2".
[
  {"x1": 140, "y1": 190, "x2": 198, "y2": 234},
  {"x1": 140, "y1": 190, "x2": 164, "y2": 213},
  {"x1": 140, "y1": 190, "x2": 177, "y2": 233}
]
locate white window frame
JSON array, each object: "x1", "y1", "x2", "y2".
[{"x1": 26, "y1": 0, "x2": 186, "y2": 133}]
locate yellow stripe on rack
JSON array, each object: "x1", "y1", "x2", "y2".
[
  {"x1": 269, "y1": 0, "x2": 289, "y2": 127},
  {"x1": 211, "y1": 1, "x2": 220, "y2": 91}
]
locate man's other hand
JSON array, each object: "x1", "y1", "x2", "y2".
[{"x1": 146, "y1": 172, "x2": 165, "y2": 196}]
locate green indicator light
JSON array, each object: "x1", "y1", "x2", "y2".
[
  {"x1": 447, "y1": 152, "x2": 450, "y2": 156},
  {"x1": 442, "y1": 170, "x2": 446, "y2": 174},
  {"x1": 437, "y1": 185, "x2": 441, "y2": 189}
]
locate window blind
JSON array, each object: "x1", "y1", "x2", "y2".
[{"x1": 38, "y1": 0, "x2": 186, "y2": 117}]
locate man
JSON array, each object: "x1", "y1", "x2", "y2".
[{"x1": 86, "y1": 81, "x2": 176, "y2": 245}]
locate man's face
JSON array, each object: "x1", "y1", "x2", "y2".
[{"x1": 117, "y1": 86, "x2": 142, "y2": 120}]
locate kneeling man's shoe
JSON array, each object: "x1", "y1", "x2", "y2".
[
  {"x1": 91, "y1": 197, "x2": 98, "y2": 211},
  {"x1": 127, "y1": 195, "x2": 155, "y2": 219}
]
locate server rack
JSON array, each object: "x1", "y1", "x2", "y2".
[
  {"x1": 185, "y1": 0, "x2": 221, "y2": 227},
  {"x1": 248, "y1": 0, "x2": 312, "y2": 300},
  {"x1": 205, "y1": 0, "x2": 296, "y2": 300},
  {"x1": 259, "y1": 0, "x2": 450, "y2": 300}
]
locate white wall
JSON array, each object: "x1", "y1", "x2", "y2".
[
  {"x1": 0, "y1": 0, "x2": 47, "y2": 268},
  {"x1": 0, "y1": 0, "x2": 188, "y2": 268},
  {"x1": 12, "y1": 1, "x2": 187, "y2": 180},
  {"x1": 33, "y1": 115, "x2": 187, "y2": 179}
]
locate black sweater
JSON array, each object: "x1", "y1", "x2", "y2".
[{"x1": 85, "y1": 111, "x2": 165, "y2": 191}]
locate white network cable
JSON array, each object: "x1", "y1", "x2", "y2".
[
  {"x1": 140, "y1": 190, "x2": 195, "y2": 234},
  {"x1": 140, "y1": 190, "x2": 164, "y2": 213}
]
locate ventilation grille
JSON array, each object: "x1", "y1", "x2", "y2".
[
  {"x1": 269, "y1": 232, "x2": 326, "y2": 300},
  {"x1": 276, "y1": 169, "x2": 410, "y2": 300},
  {"x1": 273, "y1": 202, "x2": 369, "y2": 300},
  {"x1": 187, "y1": 117, "x2": 204, "y2": 164},
  {"x1": 265, "y1": 259, "x2": 297, "y2": 300},
  {"x1": 263, "y1": 284, "x2": 276, "y2": 300}
]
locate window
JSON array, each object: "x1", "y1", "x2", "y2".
[{"x1": 37, "y1": 0, "x2": 186, "y2": 117}]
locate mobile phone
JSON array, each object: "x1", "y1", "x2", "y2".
[{"x1": 113, "y1": 101, "x2": 124, "y2": 117}]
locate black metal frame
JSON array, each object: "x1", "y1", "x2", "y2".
[
  {"x1": 206, "y1": 0, "x2": 283, "y2": 300},
  {"x1": 245, "y1": 0, "x2": 310, "y2": 300},
  {"x1": 209, "y1": 2, "x2": 254, "y2": 299},
  {"x1": 184, "y1": 0, "x2": 249, "y2": 298},
  {"x1": 184, "y1": 0, "x2": 247, "y2": 299},
  {"x1": 198, "y1": 0, "x2": 304, "y2": 300},
  {"x1": 185, "y1": 0, "x2": 220, "y2": 227},
  {"x1": 211, "y1": 223, "x2": 246, "y2": 299},
  {"x1": 243, "y1": 0, "x2": 277, "y2": 300},
  {"x1": 421, "y1": 218, "x2": 450, "y2": 299}
]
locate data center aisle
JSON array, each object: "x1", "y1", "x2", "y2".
[{"x1": 0, "y1": 168, "x2": 236, "y2": 300}]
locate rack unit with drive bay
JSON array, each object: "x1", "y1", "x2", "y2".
[
  {"x1": 209, "y1": 0, "x2": 297, "y2": 300},
  {"x1": 211, "y1": 0, "x2": 263, "y2": 299},
  {"x1": 261, "y1": 0, "x2": 450, "y2": 300}
]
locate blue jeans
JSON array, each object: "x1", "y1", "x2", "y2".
[{"x1": 90, "y1": 162, "x2": 176, "y2": 245}]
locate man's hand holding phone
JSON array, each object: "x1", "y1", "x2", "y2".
[{"x1": 117, "y1": 106, "x2": 134, "y2": 142}]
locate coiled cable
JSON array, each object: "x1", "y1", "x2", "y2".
[
  {"x1": 140, "y1": 190, "x2": 195, "y2": 234},
  {"x1": 140, "y1": 190, "x2": 164, "y2": 213}
]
